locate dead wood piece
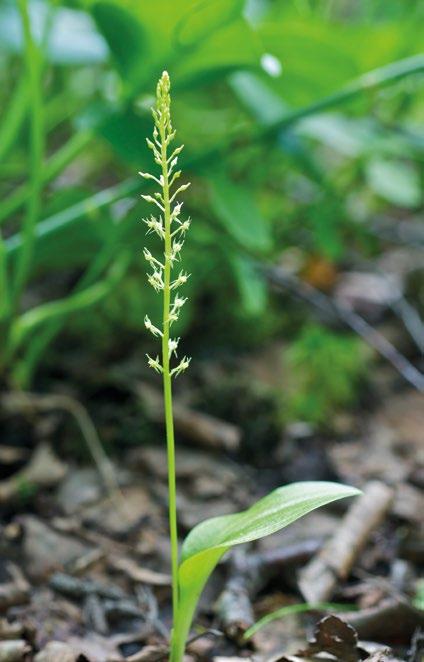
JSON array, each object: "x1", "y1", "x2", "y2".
[
  {"x1": 83, "y1": 593, "x2": 108, "y2": 635},
  {"x1": 216, "y1": 550, "x2": 256, "y2": 643},
  {"x1": 0, "y1": 640, "x2": 31, "y2": 662},
  {"x1": 343, "y1": 598, "x2": 424, "y2": 642},
  {"x1": 216, "y1": 541, "x2": 324, "y2": 643},
  {"x1": 68, "y1": 549, "x2": 105, "y2": 576},
  {"x1": 108, "y1": 556, "x2": 171, "y2": 586},
  {"x1": 50, "y1": 572, "x2": 125, "y2": 601},
  {"x1": 136, "y1": 382, "x2": 241, "y2": 451},
  {"x1": 299, "y1": 481, "x2": 393, "y2": 603},
  {"x1": 216, "y1": 575, "x2": 254, "y2": 643},
  {"x1": 104, "y1": 598, "x2": 143, "y2": 621}
]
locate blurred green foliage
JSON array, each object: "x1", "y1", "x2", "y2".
[
  {"x1": 285, "y1": 324, "x2": 368, "y2": 426},
  {"x1": 0, "y1": 0, "x2": 422, "y2": 407}
]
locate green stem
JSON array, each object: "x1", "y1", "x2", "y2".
[
  {"x1": 11, "y1": 217, "x2": 129, "y2": 388},
  {"x1": 13, "y1": 0, "x2": 44, "y2": 308},
  {"x1": 160, "y1": 120, "x2": 180, "y2": 623},
  {"x1": 4, "y1": 178, "x2": 138, "y2": 257}
]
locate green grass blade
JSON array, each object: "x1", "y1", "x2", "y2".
[
  {"x1": 244, "y1": 602, "x2": 357, "y2": 639},
  {"x1": 8, "y1": 251, "x2": 129, "y2": 359}
]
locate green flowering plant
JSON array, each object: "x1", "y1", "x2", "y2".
[{"x1": 140, "y1": 72, "x2": 360, "y2": 662}]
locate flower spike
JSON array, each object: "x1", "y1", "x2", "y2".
[
  {"x1": 140, "y1": 72, "x2": 192, "y2": 629},
  {"x1": 141, "y1": 71, "x2": 191, "y2": 378}
]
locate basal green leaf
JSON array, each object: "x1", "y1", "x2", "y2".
[{"x1": 171, "y1": 482, "x2": 360, "y2": 661}]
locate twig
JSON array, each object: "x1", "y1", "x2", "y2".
[
  {"x1": 216, "y1": 540, "x2": 324, "y2": 643},
  {"x1": 265, "y1": 265, "x2": 424, "y2": 391},
  {"x1": 216, "y1": 550, "x2": 255, "y2": 642},
  {"x1": 49, "y1": 572, "x2": 126, "y2": 601},
  {"x1": 390, "y1": 297, "x2": 424, "y2": 355},
  {"x1": 298, "y1": 481, "x2": 393, "y2": 603},
  {"x1": 108, "y1": 555, "x2": 171, "y2": 587}
]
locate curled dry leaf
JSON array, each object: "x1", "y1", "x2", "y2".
[{"x1": 298, "y1": 615, "x2": 359, "y2": 662}]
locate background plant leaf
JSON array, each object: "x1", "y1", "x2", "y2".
[{"x1": 209, "y1": 173, "x2": 272, "y2": 253}]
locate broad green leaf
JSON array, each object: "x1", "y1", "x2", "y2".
[
  {"x1": 91, "y1": 2, "x2": 148, "y2": 89},
  {"x1": 258, "y1": 20, "x2": 358, "y2": 106},
  {"x1": 209, "y1": 174, "x2": 272, "y2": 253},
  {"x1": 171, "y1": 481, "x2": 360, "y2": 661},
  {"x1": 89, "y1": 0, "x2": 255, "y2": 88},
  {"x1": 229, "y1": 71, "x2": 289, "y2": 127},
  {"x1": 173, "y1": 17, "x2": 259, "y2": 84},
  {"x1": 173, "y1": 0, "x2": 244, "y2": 51}
]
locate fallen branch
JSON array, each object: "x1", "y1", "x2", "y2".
[
  {"x1": 136, "y1": 382, "x2": 241, "y2": 452},
  {"x1": 108, "y1": 555, "x2": 171, "y2": 587},
  {"x1": 216, "y1": 550, "x2": 255, "y2": 642},
  {"x1": 216, "y1": 541, "x2": 324, "y2": 643},
  {"x1": 299, "y1": 481, "x2": 393, "y2": 603}
]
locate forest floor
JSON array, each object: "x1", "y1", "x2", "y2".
[{"x1": 0, "y1": 344, "x2": 423, "y2": 662}]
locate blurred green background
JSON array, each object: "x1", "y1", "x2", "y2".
[{"x1": 0, "y1": 0, "x2": 423, "y2": 425}]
